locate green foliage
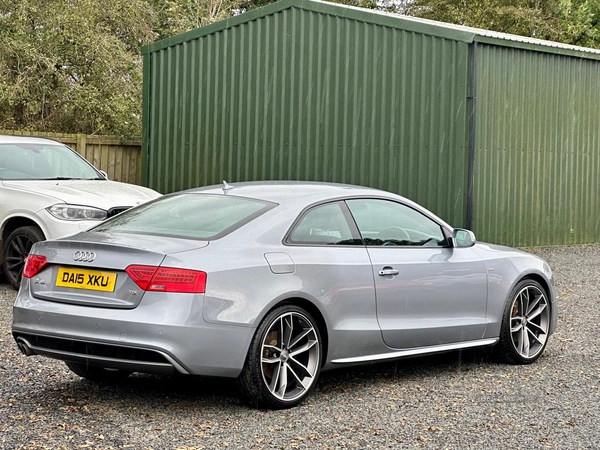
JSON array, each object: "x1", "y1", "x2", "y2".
[
  {"x1": 0, "y1": 0, "x2": 155, "y2": 137},
  {"x1": 404, "y1": 0, "x2": 600, "y2": 48},
  {"x1": 239, "y1": 0, "x2": 379, "y2": 12},
  {"x1": 151, "y1": 0, "x2": 243, "y2": 39},
  {"x1": 151, "y1": 0, "x2": 383, "y2": 40},
  {"x1": 558, "y1": 0, "x2": 600, "y2": 47}
]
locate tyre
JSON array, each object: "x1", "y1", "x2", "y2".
[
  {"x1": 3, "y1": 225, "x2": 45, "y2": 290},
  {"x1": 65, "y1": 361, "x2": 132, "y2": 383},
  {"x1": 239, "y1": 304, "x2": 322, "y2": 409},
  {"x1": 497, "y1": 279, "x2": 551, "y2": 364}
]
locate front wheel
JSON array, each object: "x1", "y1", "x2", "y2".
[
  {"x1": 3, "y1": 225, "x2": 45, "y2": 290},
  {"x1": 497, "y1": 279, "x2": 551, "y2": 364},
  {"x1": 239, "y1": 305, "x2": 322, "y2": 409}
]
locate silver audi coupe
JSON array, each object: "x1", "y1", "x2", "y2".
[{"x1": 12, "y1": 182, "x2": 557, "y2": 408}]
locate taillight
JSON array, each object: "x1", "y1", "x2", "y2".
[
  {"x1": 22, "y1": 255, "x2": 48, "y2": 278},
  {"x1": 125, "y1": 265, "x2": 206, "y2": 293},
  {"x1": 124, "y1": 266, "x2": 157, "y2": 290}
]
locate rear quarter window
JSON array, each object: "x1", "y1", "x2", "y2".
[{"x1": 287, "y1": 202, "x2": 360, "y2": 245}]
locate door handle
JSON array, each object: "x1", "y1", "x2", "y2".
[{"x1": 378, "y1": 268, "x2": 399, "y2": 276}]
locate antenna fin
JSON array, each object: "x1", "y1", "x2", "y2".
[{"x1": 222, "y1": 180, "x2": 233, "y2": 192}]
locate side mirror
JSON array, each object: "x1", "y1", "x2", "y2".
[
  {"x1": 453, "y1": 228, "x2": 476, "y2": 248},
  {"x1": 99, "y1": 170, "x2": 108, "y2": 180}
]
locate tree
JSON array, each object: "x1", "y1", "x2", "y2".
[
  {"x1": 403, "y1": 0, "x2": 600, "y2": 49},
  {"x1": 239, "y1": 0, "x2": 379, "y2": 10},
  {"x1": 0, "y1": 0, "x2": 155, "y2": 137},
  {"x1": 151, "y1": 0, "x2": 388, "y2": 40},
  {"x1": 558, "y1": 0, "x2": 600, "y2": 47},
  {"x1": 151, "y1": 0, "x2": 244, "y2": 39}
]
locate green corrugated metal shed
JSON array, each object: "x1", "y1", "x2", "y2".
[{"x1": 141, "y1": 0, "x2": 600, "y2": 247}]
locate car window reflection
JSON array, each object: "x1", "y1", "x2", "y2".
[
  {"x1": 288, "y1": 202, "x2": 359, "y2": 245},
  {"x1": 346, "y1": 199, "x2": 447, "y2": 247}
]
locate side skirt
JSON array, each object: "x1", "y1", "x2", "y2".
[{"x1": 330, "y1": 338, "x2": 498, "y2": 364}]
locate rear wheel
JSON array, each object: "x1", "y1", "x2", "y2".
[
  {"x1": 497, "y1": 279, "x2": 550, "y2": 364},
  {"x1": 239, "y1": 305, "x2": 322, "y2": 409},
  {"x1": 65, "y1": 361, "x2": 132, "y2": 383},
  {"x1": 3, "y1": 225, "x2": 45, "y2": 290}
]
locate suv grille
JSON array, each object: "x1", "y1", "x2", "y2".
[{"x1": 107, "y1": 207, "x2": 130, "y2": 218}]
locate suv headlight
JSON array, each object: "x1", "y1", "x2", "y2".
[{"x1": 46, "y1": 204, "x2": 108, "y2": 221}]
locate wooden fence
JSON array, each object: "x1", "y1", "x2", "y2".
[{"x1": 1, "y1": 130, "x2": 142, "y2": 185}]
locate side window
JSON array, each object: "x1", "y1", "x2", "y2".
[
  {"x1": 346, "y1": 199, "x2": 447, "y2": 247},
  {"x1": 288, "y1": 202, "x2": 358, "y2": 245}
]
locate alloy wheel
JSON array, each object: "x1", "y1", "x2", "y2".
[
  {"x1": 260, "y1": 311, "x2": 320, "y2": 403},
  {"x1": 5, "y1": 233, "x2": 36, "y2": 285},
  {"x1": 509, "y1": 285, "x2": 550, "y2": 359}
]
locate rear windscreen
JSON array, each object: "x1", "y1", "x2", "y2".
[{"x1": 92, "y1": 193, "x2": 276, "y2": 240}]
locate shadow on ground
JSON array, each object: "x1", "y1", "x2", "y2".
[{"x1": 19, "y1": 346, "x2": 497, "y2": 412}]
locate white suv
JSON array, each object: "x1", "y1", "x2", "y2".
[{"x1": 0, "y1": 135, "x2": 161, "y2": 288}]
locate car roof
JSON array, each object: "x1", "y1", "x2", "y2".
[
  {"x1": 184, "y1": 181, "x2": 454, "y2": 231},
  {"x1": 0, "y1": 134, "x2": 64, "y2": 146},
  {"x1": 186, "y1": 181, "x2": 393, "y2": 204}
]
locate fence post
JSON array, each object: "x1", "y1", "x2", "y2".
[{"x1": 76, "y1": 133, "x2": 87, "y2": 157}]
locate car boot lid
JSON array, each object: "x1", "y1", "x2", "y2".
[
  {"x1": 36, "y1": 231, "x2": 210, "y2": 262},
  {"x1": 27, "y1": 234, "x2": 209, "y2": 308}
]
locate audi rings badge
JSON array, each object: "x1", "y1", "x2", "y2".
[{"x1": 73, "y1": 251, "x2": 96, "y2": 262}]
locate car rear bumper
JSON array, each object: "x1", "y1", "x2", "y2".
[{"x1": 12, "y1": 280, "x2": 255, "y2": 378}]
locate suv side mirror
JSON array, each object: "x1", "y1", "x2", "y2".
[
  {"x1": 453, "y1": 229, "x2": 476, "y2": 248},
  {"x1": 99, "y1": 170, "x2": 108, "y2": 180}
]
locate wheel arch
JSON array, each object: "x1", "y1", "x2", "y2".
[
  {"x1": 495, "y1": 273, "x2": 553, "y2": 364},
  {"x1": 520, "y1": 273, "x2": 551, "y2": 301},
  {"x1": 510, "y1": 272, "x2": 557, "y2": 336},
  {"x1": 260, "y1": 297, "x2": 330, "y2": 367},
  {"x1": 1, "y1": 216, "x2": 47, "y2": 261}
]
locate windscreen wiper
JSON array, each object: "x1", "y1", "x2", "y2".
[{"x1": 37, "y1": 177, "x2": 83, "y2": 180}]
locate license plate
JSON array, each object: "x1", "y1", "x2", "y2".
[{"x1": 56, "y1": 267, "x2": 117, "y2": 292}]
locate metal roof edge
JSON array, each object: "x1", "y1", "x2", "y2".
[
  {"x1": 325, "y1": 0, "x2": 600, "y2": 59},
  {"x1": 141, "y1": 0, "x2": 600, "y2": 60},
  {"x1": 141, "y1": 0, "x2": 475, "y2": 55},
  {"x1": 293, "y1": 0, "x2": 475, "y2": 42},
  {"x1": 142, "y1": 0, "x2": 298, "y2": 55},
  {"x1": 473, "y1": 35, "x2": 600, "y2": 61}
]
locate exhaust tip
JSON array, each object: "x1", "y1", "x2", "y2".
[{"x1": 16, "y1": 339, "x2": 34, "y2": 356}]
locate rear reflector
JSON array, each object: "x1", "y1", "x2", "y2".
[
  {"x1": 22, "y1": 255, "x2": 48, "y2": 279},
  {"x1": 125, "y1": 265, "x2": 206, "y2": 293}
]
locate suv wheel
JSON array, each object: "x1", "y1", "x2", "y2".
[{"x1": 3, "y1": 225, "x2": 45, "y2": 290}]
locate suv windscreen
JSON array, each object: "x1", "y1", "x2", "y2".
[
  {"x1": 92, "y1": 193, "x2": 276, "y2": 240},
  {"x1": 0, "y1": 143, "x2": 100, "y2": 180}
]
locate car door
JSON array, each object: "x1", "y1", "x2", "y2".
[
  {"x1": 284, "y1": 201, "x2": 381, "y2": 360},
  {"x1": 345, "y1": 198, "x2": 488, "y2": 350}
]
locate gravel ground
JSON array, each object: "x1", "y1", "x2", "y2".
[{"x1": 1, "y1": 245, "x2": 599, "y2": 450}]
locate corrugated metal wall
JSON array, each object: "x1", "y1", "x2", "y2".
[
  {"x1": 473, "y1": 44, "x2": 600, "y2": 246},
  {"x1": 144, "y1": 6, "x2": 470, "y2": 226}
]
